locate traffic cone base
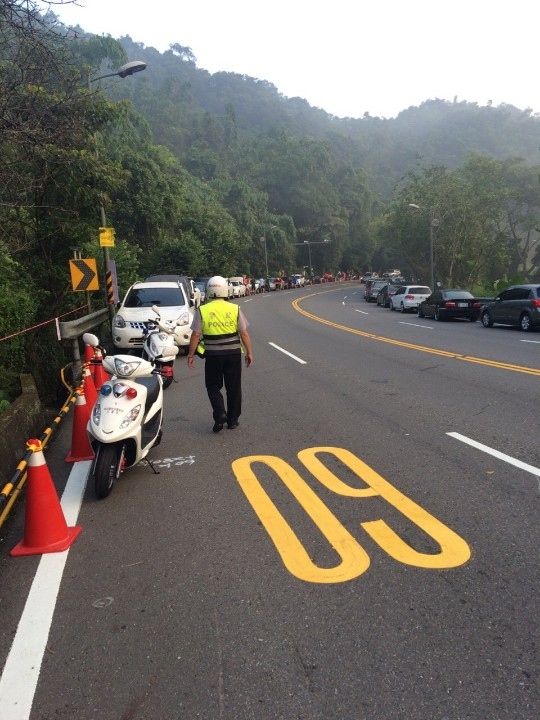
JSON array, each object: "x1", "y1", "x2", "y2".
[
  {"x1": 11, "y1": 439, "x2": 82, "y2": 557},
  {"x1": 65, "y1": 391, "x2": 94, "y2": 463},
  {"x1": 10, "y1": 526, "x2": 82, "y2": 557}
]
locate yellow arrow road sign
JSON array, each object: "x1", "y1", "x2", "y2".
[{"x1": 69, "y1": 259, "x2": 99, "y2": 291}]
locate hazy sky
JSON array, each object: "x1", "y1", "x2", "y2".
[{"x1": 42, "y1": 0, "x2": 538, "y2": 119}]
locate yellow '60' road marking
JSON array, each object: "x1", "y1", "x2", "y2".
[
  {"x1": 232, "y1": 447, "x2": 471, "y2": 584},
  {"x1": 292, "y1": 292, "x2": 540, "y2": 376}
]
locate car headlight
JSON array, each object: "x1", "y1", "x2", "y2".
[
  {"x1": 176, "y1": 311, "x2": 190, "y2": 326},
  {"x1": 113, "y1": 314, "x2": 126, "y2": 329}
]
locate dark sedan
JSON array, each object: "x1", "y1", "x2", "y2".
[
  {"x1": 376, "y1": 283, "x2": 399, "y2": 308},
  {"x1": 418, "y1": 289, "x2": 482, "y2": 321}
]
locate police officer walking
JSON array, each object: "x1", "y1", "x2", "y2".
[{"x1": 187, "y1": 276, "x2": 253, "y2": 432}]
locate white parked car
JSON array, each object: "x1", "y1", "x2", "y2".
[
  {"x1": 112, "y1": 280, "x2": 193, "y2": 353},
  {"x1": 229, "y1": 278, "x2": 247, "y2": 297},
  {"x1": 390, "y1": 285, "x2": 432, "y2": 313}
]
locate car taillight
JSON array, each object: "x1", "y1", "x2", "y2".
[
  {"x1": 472, "y1": 301, "x2": 481, "y2": 308},
  {"x1": 405, "y1": 294, "x2": 414, "y2": 299},
  {"x1": 443, "y1": 301, "x2": 457, "y2": 308},
  {"x1": 531, "y1": 299, "x2": 540, "y2": 308}
]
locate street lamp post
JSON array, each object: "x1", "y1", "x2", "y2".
[
  {"x1": 88, "y1": 61, "x2": 147, "y2": 319},
  {"x1": 305, "y1": 241, "x2": 312, "y2": 281},
  {"x1": 260, "y1": 225, "x2": 277, "y2": 279},
  {"x1": 409, "y1": 204, "x2": 436, "y2": 289},
  {"x1": 293, "y1": 239, "x2": 331, "y2": 282}
]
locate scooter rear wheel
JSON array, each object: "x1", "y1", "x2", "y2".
[{"x1": 93, "y1": 442, "x2": 124, "y2": 499}]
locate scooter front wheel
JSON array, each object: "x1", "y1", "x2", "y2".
[{"x1": 93, "y1": 442, "x2": 124, "y2": 499}]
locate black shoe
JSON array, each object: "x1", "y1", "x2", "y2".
[
  {"x1": 227, "y1": 420, "x2": 239, "y2": 430},
  {"x1": 213, "y1": 415, "x2": 227, "y2": 433}
]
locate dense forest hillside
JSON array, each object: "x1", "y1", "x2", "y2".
[{"x1": 115, "y1": 35, "x2": 540, "y2": 199}]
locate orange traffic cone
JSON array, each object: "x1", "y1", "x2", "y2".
[
  {"x1": 11, "y1": 439, "x2": 82, "y2": 556},
  {"x1": 65, "y1": 389, "x2": 95, "y2": 463},
  {"x1": 91, "y1": 348, "x2": 108, "y2": 391},
  {"x1": 82, "y1": 363, "x2": 98, "y2": 409}
]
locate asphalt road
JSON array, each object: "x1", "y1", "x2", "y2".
[{"x1": 1, "y1": 282, "x2": 538, "y2": 720}]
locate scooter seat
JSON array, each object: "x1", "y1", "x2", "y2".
[{"x1": 135, "y1": 375, "x2": 161, "y2": 413}]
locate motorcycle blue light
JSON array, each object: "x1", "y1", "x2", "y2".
[{"x1": 100, "y1": 384, "x2": 112, "y2": 396}]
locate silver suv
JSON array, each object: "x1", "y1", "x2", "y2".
[
  {"x1": 480, "y1": 285, "x2": 540, "y2": 332},
  {"x1": 112, "y1": 280, "x2": 193, "y2": 352}
]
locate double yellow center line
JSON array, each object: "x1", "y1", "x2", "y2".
[{"x1": 292, "y1": 292, "x2": 540, "y2": 377}]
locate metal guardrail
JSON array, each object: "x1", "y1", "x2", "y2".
[{"x1": 59, "y1": 307, "x2": 110, "y2": 383}]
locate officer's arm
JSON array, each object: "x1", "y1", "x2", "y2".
[{"x1": 239, "y1": 329, "x2": 253, "y2": 367}]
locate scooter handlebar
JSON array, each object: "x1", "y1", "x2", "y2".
[{"x1": 145, "y1": 316, "x2": 178, "y2": 334}]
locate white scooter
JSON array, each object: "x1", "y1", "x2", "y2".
[
  {"x1": 141, "y1": 305, "x2": 179, "y2": 390},
  {"x1": 82, "y1": 332, "x2": 178, "y2": 499}
]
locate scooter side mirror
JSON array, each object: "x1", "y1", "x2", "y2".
[
  {"x1": 83, "y1": 332, "x2": 99, "y2": 348},
  {"x1": 151, "y1": 304, "x2": 161, "y2": 315}
]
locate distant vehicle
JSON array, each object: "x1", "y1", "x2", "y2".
[
  {"x1": 376, "y1": 283, "x2": 400, "y2": 308},
  {"x1": 194, "y1": 280, "x2": 207, "y2": 304},
  {"x1": 418, "y1": 289, "x2": 482, "y2": 321},
  {"x1": 390, "y1": 285, "x2": 432, "y2": 313},
  {"x1": 291, "y1": 274, "x2": 305, "y2": 287},
  {"x1": 365, "y1": 279, "x2": 388, "y2": 302},
  {"x1": 480, "y1": 284, "x2": 540, "y2": 332},
  {"x1": 229, "y1": 277, "x2": 247, "y2": 297}
]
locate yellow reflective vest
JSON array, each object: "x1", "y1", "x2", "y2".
[{"x1": 199, "y1": 301, "x2": 241, "y2": 355}]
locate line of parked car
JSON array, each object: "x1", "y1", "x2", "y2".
[
  {"x1": 363, "y1": 277, "x2": 540, "y2": 331},
  {"x1": 108, "y1": 273, "x2": 540, "y2": 360}
]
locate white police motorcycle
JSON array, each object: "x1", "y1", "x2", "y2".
[
  {"x1": 82, "y1": 332, "x2": 178, "y2": 499},
  {"x1": 141, "y1": 305, "x2": 179, "y2": 390}
]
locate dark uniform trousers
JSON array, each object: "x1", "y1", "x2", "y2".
[{"x1": 204, "y1": 353, "x2": 242, "y2": 423}]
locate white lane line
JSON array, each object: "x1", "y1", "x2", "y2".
[
  {"x1": 520, "y1": 339, "x2": 540, "y2": 344},
  {"x1": 399, "y1": 321, "x2": 433, "y2": 329},
  {"x1": 269, "y1": 342, "x2": 307, "y2": 364},
  {"x1": 0, "y1": 461, "x2": 90, "y2": 720},
  {"x1": 448, "y1": 432, "x2": 540, "y2": 477},
  {"x1": 354, "y1": 309, "x2": 369, "y2": 315}
]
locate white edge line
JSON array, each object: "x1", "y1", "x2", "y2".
[
  {"x1": 447, "y1": 432, "x2": 540, "y2": 476},
  {"x1": 268, "y1": 342, "x2": 307, "y2": 364},
  {"x1": 0, "y1": 460, "x2": 90, "y2": 720}
]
